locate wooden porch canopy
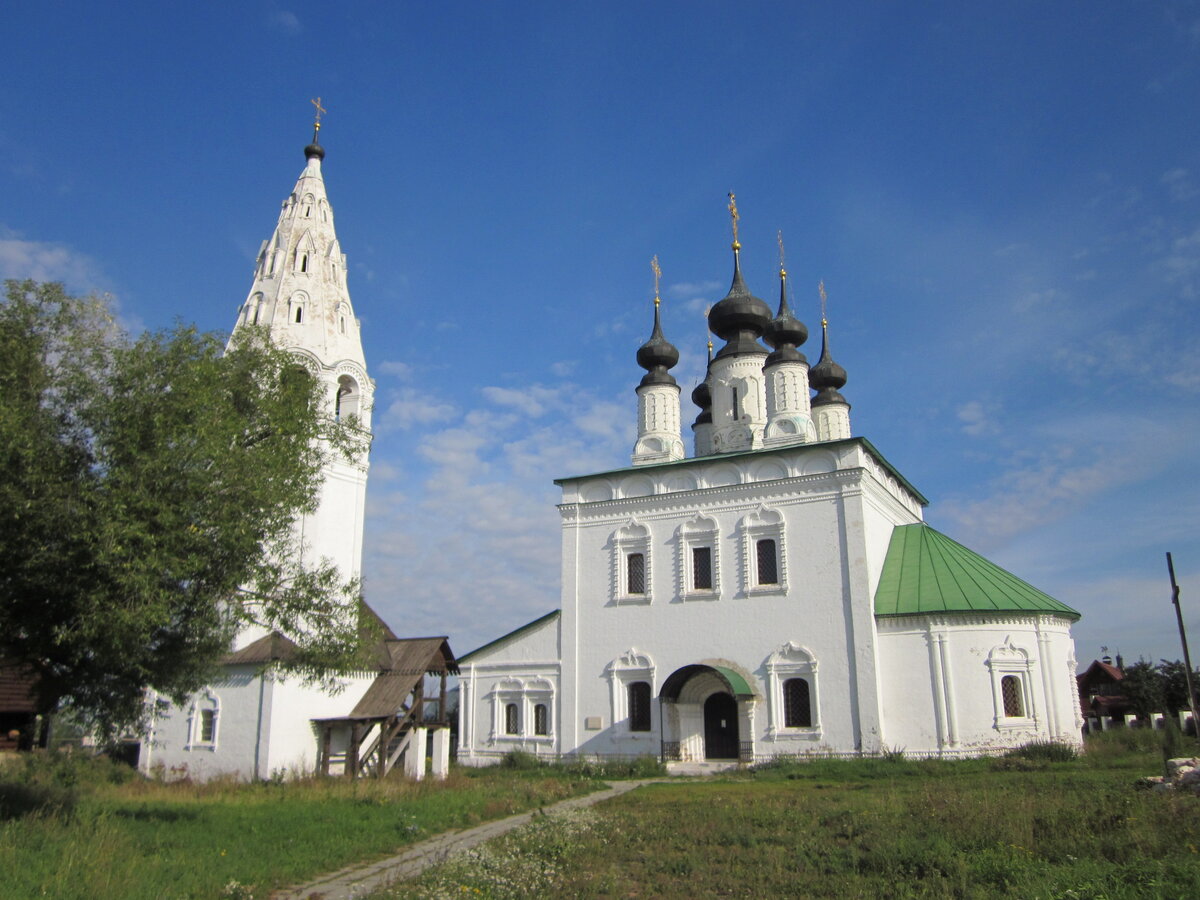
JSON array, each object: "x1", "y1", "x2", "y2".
[{"x1": 313, "y1": 636, "x2": 458, "y2": 777}]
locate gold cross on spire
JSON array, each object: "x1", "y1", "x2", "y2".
[
  {"x1": 651, "y1": 255, "x2": 662, "y2": 307},
  {"x1": 727, "y1": 192, "x2": 740, "y2": 250},
  {"x1": 818, "y1": 280, "x2": 828, "y2": 327},
  {"x1": 311, "y1": 97, "x2": 327, "y2": 135},
  {"x1": 777, "y1": 230, "x2": 787, "y2": 278}
]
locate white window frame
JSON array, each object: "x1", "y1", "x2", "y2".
[
  {"x1": 611, "y1": 519, "x2": 652, "y2": 604},
  {"x1": 739, "y1": 506, "x2": 788, "y2": 597},
  {"x1": 677, "y1": 514, "x2": 721, "y2": 601},
  {"x1": 524, "y1": 677, "x2": 555, "y2": 745},
  {"x1": 185, "y1": 687, "x2": 220, "y2": 751},
  {"x1": 986, "y1": 638, "x2": 1037, "y2": 730},
  {"x1": 488, "y1": 677, "x2": 556, "y2": 745},
  {"x1": 606, "y1": 649, "x2": 656, "y2": 733},
  {"x1": 764, "y1": 642, "x2": 821, "y2": 740}
]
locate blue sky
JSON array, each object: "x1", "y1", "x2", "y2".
[{"x1": 5, "y1": 2, "x2": 1200, "y2": 668}]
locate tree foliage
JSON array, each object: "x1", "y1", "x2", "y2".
[
  {"x1": 1118, "y1": 658, "x2": 1199, "y2": 721},
  {"x1": 0, "y1": 280, "x2": 372, "y2": 735}
]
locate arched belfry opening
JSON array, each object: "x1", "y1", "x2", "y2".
[
  {"x1": 659, "y1": 662, "x2": 757, "y2": 763},
  {"x1": 335, "y1": 374, "x2": 360, "y2": 421}
]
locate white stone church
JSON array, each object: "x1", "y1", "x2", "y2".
[
  {"x1": 143, "y1": 130, "x2": 1083, "y2": 778},
  {"x1": 139, "y1": 130, "x2": 455, "y2": 781},
  {"x1": 457, "y1": 210, "x2": 1084, "y2": 765}
]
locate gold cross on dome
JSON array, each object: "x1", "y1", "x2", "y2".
[
  {"x1": 777, "y1": 230, "x2": 787, "y2": 277},
  {"x1": 311, "y1": 97, "x2": 327, "y2": 131},
  {"x1": 651, "y1": 255, "x2": 662, "y2": 306},
  {"x1": 819, "y1": 280, "x2": 828, "y2": 326},
  {"x1": 727, "y1": 192, "x2": 741, "y2": 248}
]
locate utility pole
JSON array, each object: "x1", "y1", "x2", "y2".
[{"x1": 1167, "y1": 552, "x2": 1199, "y2": 735}]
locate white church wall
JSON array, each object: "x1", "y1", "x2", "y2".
[
  {"x1": 876, "y1": 615, "x2": 1082, "y2": 755},
  {"x1": 457, "y1": 614, "x2": 561, "y2": 766},
  {"x1": 141, "y1": 667, "x2": 269, "y2": 781},
  {"x1": 265, "y1": 672, "x2": 376, "y2": 777}
]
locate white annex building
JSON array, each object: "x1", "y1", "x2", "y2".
[
  {"x1": 139, "y1": 130, "x2": 455, "y2": 781},
  {"x1": 457, "y1": 211, "x2": 1084, "y2": 765}
]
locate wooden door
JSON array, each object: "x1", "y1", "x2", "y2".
[{"x1": 703, "y1": 692, "x2": 739, "y2": 760}]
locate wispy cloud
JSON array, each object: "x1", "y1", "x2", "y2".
[
  {"x1": 268, "y1": 10, "x2": 302, "y2": 36},
  {"x1": 379, "y1": 386, "x2": 457, "y2": 431},
  {"x1": 956, "y1": 400, "x2": 998, "y2": 436}
]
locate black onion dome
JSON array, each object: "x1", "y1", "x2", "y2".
[
  {"x1": 810, "y1": 321, "x2": 849, "y2": 407},
  {"x1": 691, "y1": 377, "x2": 711, "y2": 409},
  {"x1": 764, "y1": 271, "x2": 809, "y2": 367},
  {"x1": 636, "y1": 304, "x2": 679, "y2": 388},
  {"x1": 305, "y1": 127, "x2": 325, "y2": 161},
  {"x1": 707, "y1": 250, "x2": 772, "y2": 360}
]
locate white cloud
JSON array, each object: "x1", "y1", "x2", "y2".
[
  {"x1": 380, "y1": 387, "x2": 457, "y2": 431},
  {"x1": 956, "y1": 400, "x2": 998, "y2": 437},
  {"x1": 481, "y1": 384, "x2": 565, "y2": 418},
  {"x1": 1161, "y1": 167, "x2": 1199, "y2": 202},
  {"x1": 668, "y1": 279, "x2": 722, "y2": 298},
  {"x1": 0, "y1": 229, "x2": 106, "y2": 289}
]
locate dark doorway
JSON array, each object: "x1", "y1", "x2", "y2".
[{"x1": 703, "y1": 692, "x2": 739, "y2": 760}]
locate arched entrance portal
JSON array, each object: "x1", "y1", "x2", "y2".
[
  {"x1": 703, "y1": 692, "x2": 739, "y2": 760},
  {"x1": 659, "y1": 662, "x2": 757, "y2": 763}
]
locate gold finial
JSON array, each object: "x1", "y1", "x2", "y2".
[
  {"x1": 311, "y1": 96, "x2": 327, "y2": 135},
  {"x1": 777, "y1": 230, "x2": 787, "y2": 279},
  {"x1": 727, "y1": 192, "x2": 741, "y2": 250},
  {"x1": 651, "y1": 255, "x2": 662, "y2": 307},
  {"x1": 818, "y1": 280, "x2": 828, "y2": 327}
]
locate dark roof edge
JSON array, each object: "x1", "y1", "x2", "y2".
[
  {"x1": 458, "y1": 610, "x2": 561, "y2": 664},
  {"x1": 554, "y1": 435, "x2": 929, "y2": 506},
  {"x1": 875, "y1": 608, "x2": 1082, "y2": 623}
]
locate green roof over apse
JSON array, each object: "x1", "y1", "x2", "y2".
[{"x1": 874, "y1": 524, "x2": 1081, "y2": 621}]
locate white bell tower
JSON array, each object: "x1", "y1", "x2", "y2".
[{"x1": 229, "y1": 116, "x2": 373, "y2": 589}]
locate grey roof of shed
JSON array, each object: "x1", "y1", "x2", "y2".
[{"x1": 222, "y1": 631, "x2": 300, "y2": 665}]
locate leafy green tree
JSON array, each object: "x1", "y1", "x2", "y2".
[
  {"x1": 1158, "y1": 660, "x2": 1200, "y2": 714},
  {"x1": 0, "y1": 280, "x2": 372, "y2": 736},
  {"x1": 1118, "y1": 659, "x2": 1165, "y2": 723}
]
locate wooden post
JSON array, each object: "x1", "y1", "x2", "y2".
[
  {"x1": 1167, "y1": 552, "x2": 1199, "y2": 733},
  {"x1": 439, "y1": 671, "x2": 448, "y2": 725},
  {"x1": 347, "y1": 722, "x2": 362, "y2": 778},
  {"x1": 319, "y1": 725, "x2": 332, "y2": 776}
]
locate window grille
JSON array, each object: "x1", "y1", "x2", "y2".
[
  {"x1": 627, "y1": 553, "x2": 646, "y2": 594},
  {"x1": 692, "y1": 546, "x2": 713, "y2": 590},
  {"x1": 783, "y1": 678, "x2": 811, "y2": 728},
  {"x1": 1001, "y1": 675, "x2": 1024, "y2": 717},
  {"x1": 199, "y1": 709, "x2": 216, "y2": 743},
  {"x1": 756, "y1": 539, "x2": 778, "y2": 585},
  {"x1": 534, "y1": 703, "x2": 548, "y2": 736},
  {"x1": 505, "y1": 702, "x2": 519, "y2": 735},
  {"x1": 628, "y1": 682, "x2": 651, "y2": 732}
]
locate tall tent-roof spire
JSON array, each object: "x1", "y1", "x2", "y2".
[
  {"x1": 706, "y1": 192, "x2": 772, "y2": 359},
  {"x1": 764, "y1": 230, "x2": 808, "y2": 367},
  {"x1": 809, "y1": 280, "x2": 848, "y2": 406},
  {"x1": 636, "y1": 255, "x2": 680, "y2": 387}
]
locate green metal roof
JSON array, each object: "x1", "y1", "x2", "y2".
[
  {"x1": 709, "y1": 664, "x2": 756, "y2": 699},
  {"x1": 874, "y1": 523, "x2": 1081, "y2": 620}
]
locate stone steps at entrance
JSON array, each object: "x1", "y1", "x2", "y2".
[{"x1": 666, "y1": 760, "x2": 741, "y2": 776}]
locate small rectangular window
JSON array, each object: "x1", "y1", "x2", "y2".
[
  {"x1": 783, "y1": 678, "x2": 811, "y2": 728},
  {"x1": 627, "y1": 552, "x2": 646, "y2": 594},
  {"x1": 534, "y1": 703, "x2": 548, "y2": 736},
  {"x1": 692, "y1": 546, "x2": 713, "y2": 590},
  {"x1": 505, "y1": 702, "x2": 519, "y2": 735},
  {"x1": 756, "y1": 539, "x2": 778, "y2": 585}
]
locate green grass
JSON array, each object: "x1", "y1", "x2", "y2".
[
  {"x1": 395, "y1": 734, "x2": 1200, "y2": 900},
  {"x1": 0, "y1": 755, "x2": 596, "y2": 900}
]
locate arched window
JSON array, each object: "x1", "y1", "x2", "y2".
[
  {"x1": 294, "y1": 306, "x2": 304, "y2": 323},
  {"x1": 628, "y1": 681, "x2": 651, "y2": 732},
  {"x1": 534, "y1": 703, "x2": 548, "y2": 736},
  {"x1": 505, "y1": 703, "x2": 519, "y2": 735},
  {"x1": 627, "y1": 552, "x2": 646, "y2": 595},
  {"x1": 756, "y1": 539, "x2": 778, "y2": 585},
  {"x1": 1001, "y1": 675, "x2": 1024, "y2": 718},
  {"x1": 301, "y1": 194, "x2": 314, "y2": 217},
  {"x1": 783, "y1": 678, "x2": 811, "y2": 728},
  {"x1": 297, "y1": 252, "x2": 309, "y2": 273}
]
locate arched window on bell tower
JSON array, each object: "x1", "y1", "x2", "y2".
[{"x1": 335, "y1": 374, "x2": 360, "y2": 421}]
